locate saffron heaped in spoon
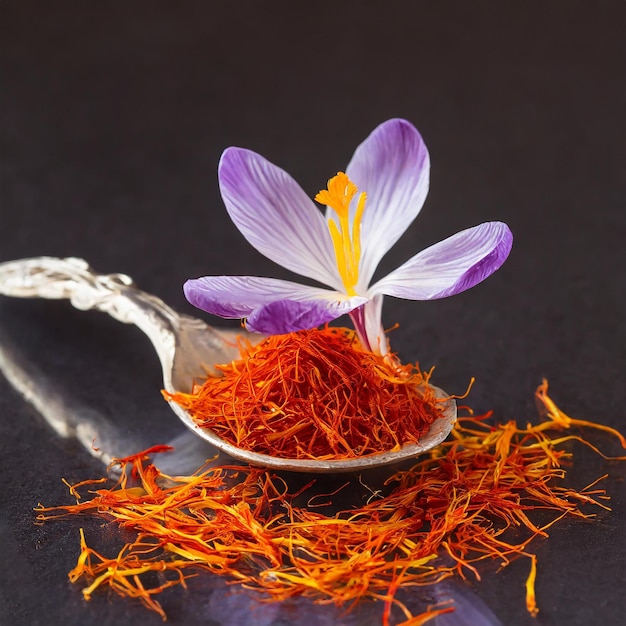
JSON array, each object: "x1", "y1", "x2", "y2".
[{"x1": 165, "y1": 326, "x2": 447, "y2": 461}]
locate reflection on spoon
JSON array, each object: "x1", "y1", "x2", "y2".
[{"x1": 0, "y1": 318, "x2": 220, "y2": 474}]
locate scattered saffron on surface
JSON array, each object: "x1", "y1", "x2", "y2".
[
  {"x1": 164, "y1": 327, "x2": 441, "y2": 459},
  {"x1": 36, "y1": 382, "x2": 626, "y2": 624}
]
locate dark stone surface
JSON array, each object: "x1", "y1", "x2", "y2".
[{"x1": 1, "y1": 2, "x2": 625, "y2": 625}]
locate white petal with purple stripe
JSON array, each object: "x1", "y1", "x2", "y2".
[
  {"x1": 345, "y1": 119, "x2": 430, "y2": 289},
  {"x1": 369, "y1": 222, "x2": 513, "y2": 300},
  {"x1": 219, "y1": 148, "x2": 343, "y2": 290}
]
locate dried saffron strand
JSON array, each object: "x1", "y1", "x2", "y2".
[
  {"x1": 69, "y1": 529, "x2": 190, "y2": 620},
  {"x1": 525, "y1": 553, "x2": 539, "y2": 617},
  {"x1": 164, "y1": 327, "x2": 440, "y2": 459},
  {"x1": 37, "y1": 383, "x2": 626, "y2": 625}
]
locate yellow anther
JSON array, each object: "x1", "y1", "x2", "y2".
[
  {"x1": 315, "y1": 172, "x2": 358, "y2": 217},
  {"x1": 316, "y1": 172, "x2": 366, "y2": 295}
]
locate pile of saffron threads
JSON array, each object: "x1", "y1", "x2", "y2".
[
  {"x1": 164, "y1": 326, "x2": 441, "y2": 459},
  {"x1": 37, "y1": 381, "x2": 626, "y2": 625}
]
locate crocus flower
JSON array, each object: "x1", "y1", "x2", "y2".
[{"x1": 184, "y1": 119, "x2": 512, "y2": 355}]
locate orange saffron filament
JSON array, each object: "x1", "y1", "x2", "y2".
[
  {"x1": 36, "y1": 381, "x2": 626, "y2": 624},
  {"x1": 165, "y1": 326, "x2": 440, "y2": 460},
  {"x1": 315, "y1": 172, "x2": 366, "y2": 295},
  {"x1": 525, "y1": 553, "x2": 539, "y2": 617}
]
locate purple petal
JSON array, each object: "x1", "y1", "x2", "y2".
[
  {"x1": 344, "y1": 119, "x2": 430, "y2": 287},
  {"x1": 219, "y1": 148, "x2": 343, "y2": 290},
  {"x1": 183, "y1": 275, "x2": 340, "y2": 319},
  {"x1": 246, "y1": 296, "x2": 366, "y2": 335},
  {"x1": 370, "y1": 222, "x2": 513, "y2": 300}
]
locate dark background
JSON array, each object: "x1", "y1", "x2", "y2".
[{"x1": 1, "y1": 2, "x2": 625, "y2": 625}]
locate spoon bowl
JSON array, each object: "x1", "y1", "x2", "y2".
[{"x1": 0, "y1": 257, "x2": 456, "y2": 472}]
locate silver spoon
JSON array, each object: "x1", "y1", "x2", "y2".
[{"x1": 0, "y1": 256, "x2": 456, "y2": 472}]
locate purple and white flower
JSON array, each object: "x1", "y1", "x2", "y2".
[{"x1": 184, "y1": 119, "x2": 512, "y2": 355}]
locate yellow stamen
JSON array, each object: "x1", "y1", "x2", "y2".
[{"x1": 315, "y1": 172, "x2": 366, "y2": 295}]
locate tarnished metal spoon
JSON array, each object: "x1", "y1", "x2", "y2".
[{"x1": 0, "y1": 256, "x2": 456, "y2": 472}]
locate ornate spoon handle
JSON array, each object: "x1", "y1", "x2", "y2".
[{"x1": 0, "y1": 256, "x2": 239, "y2": 392}]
